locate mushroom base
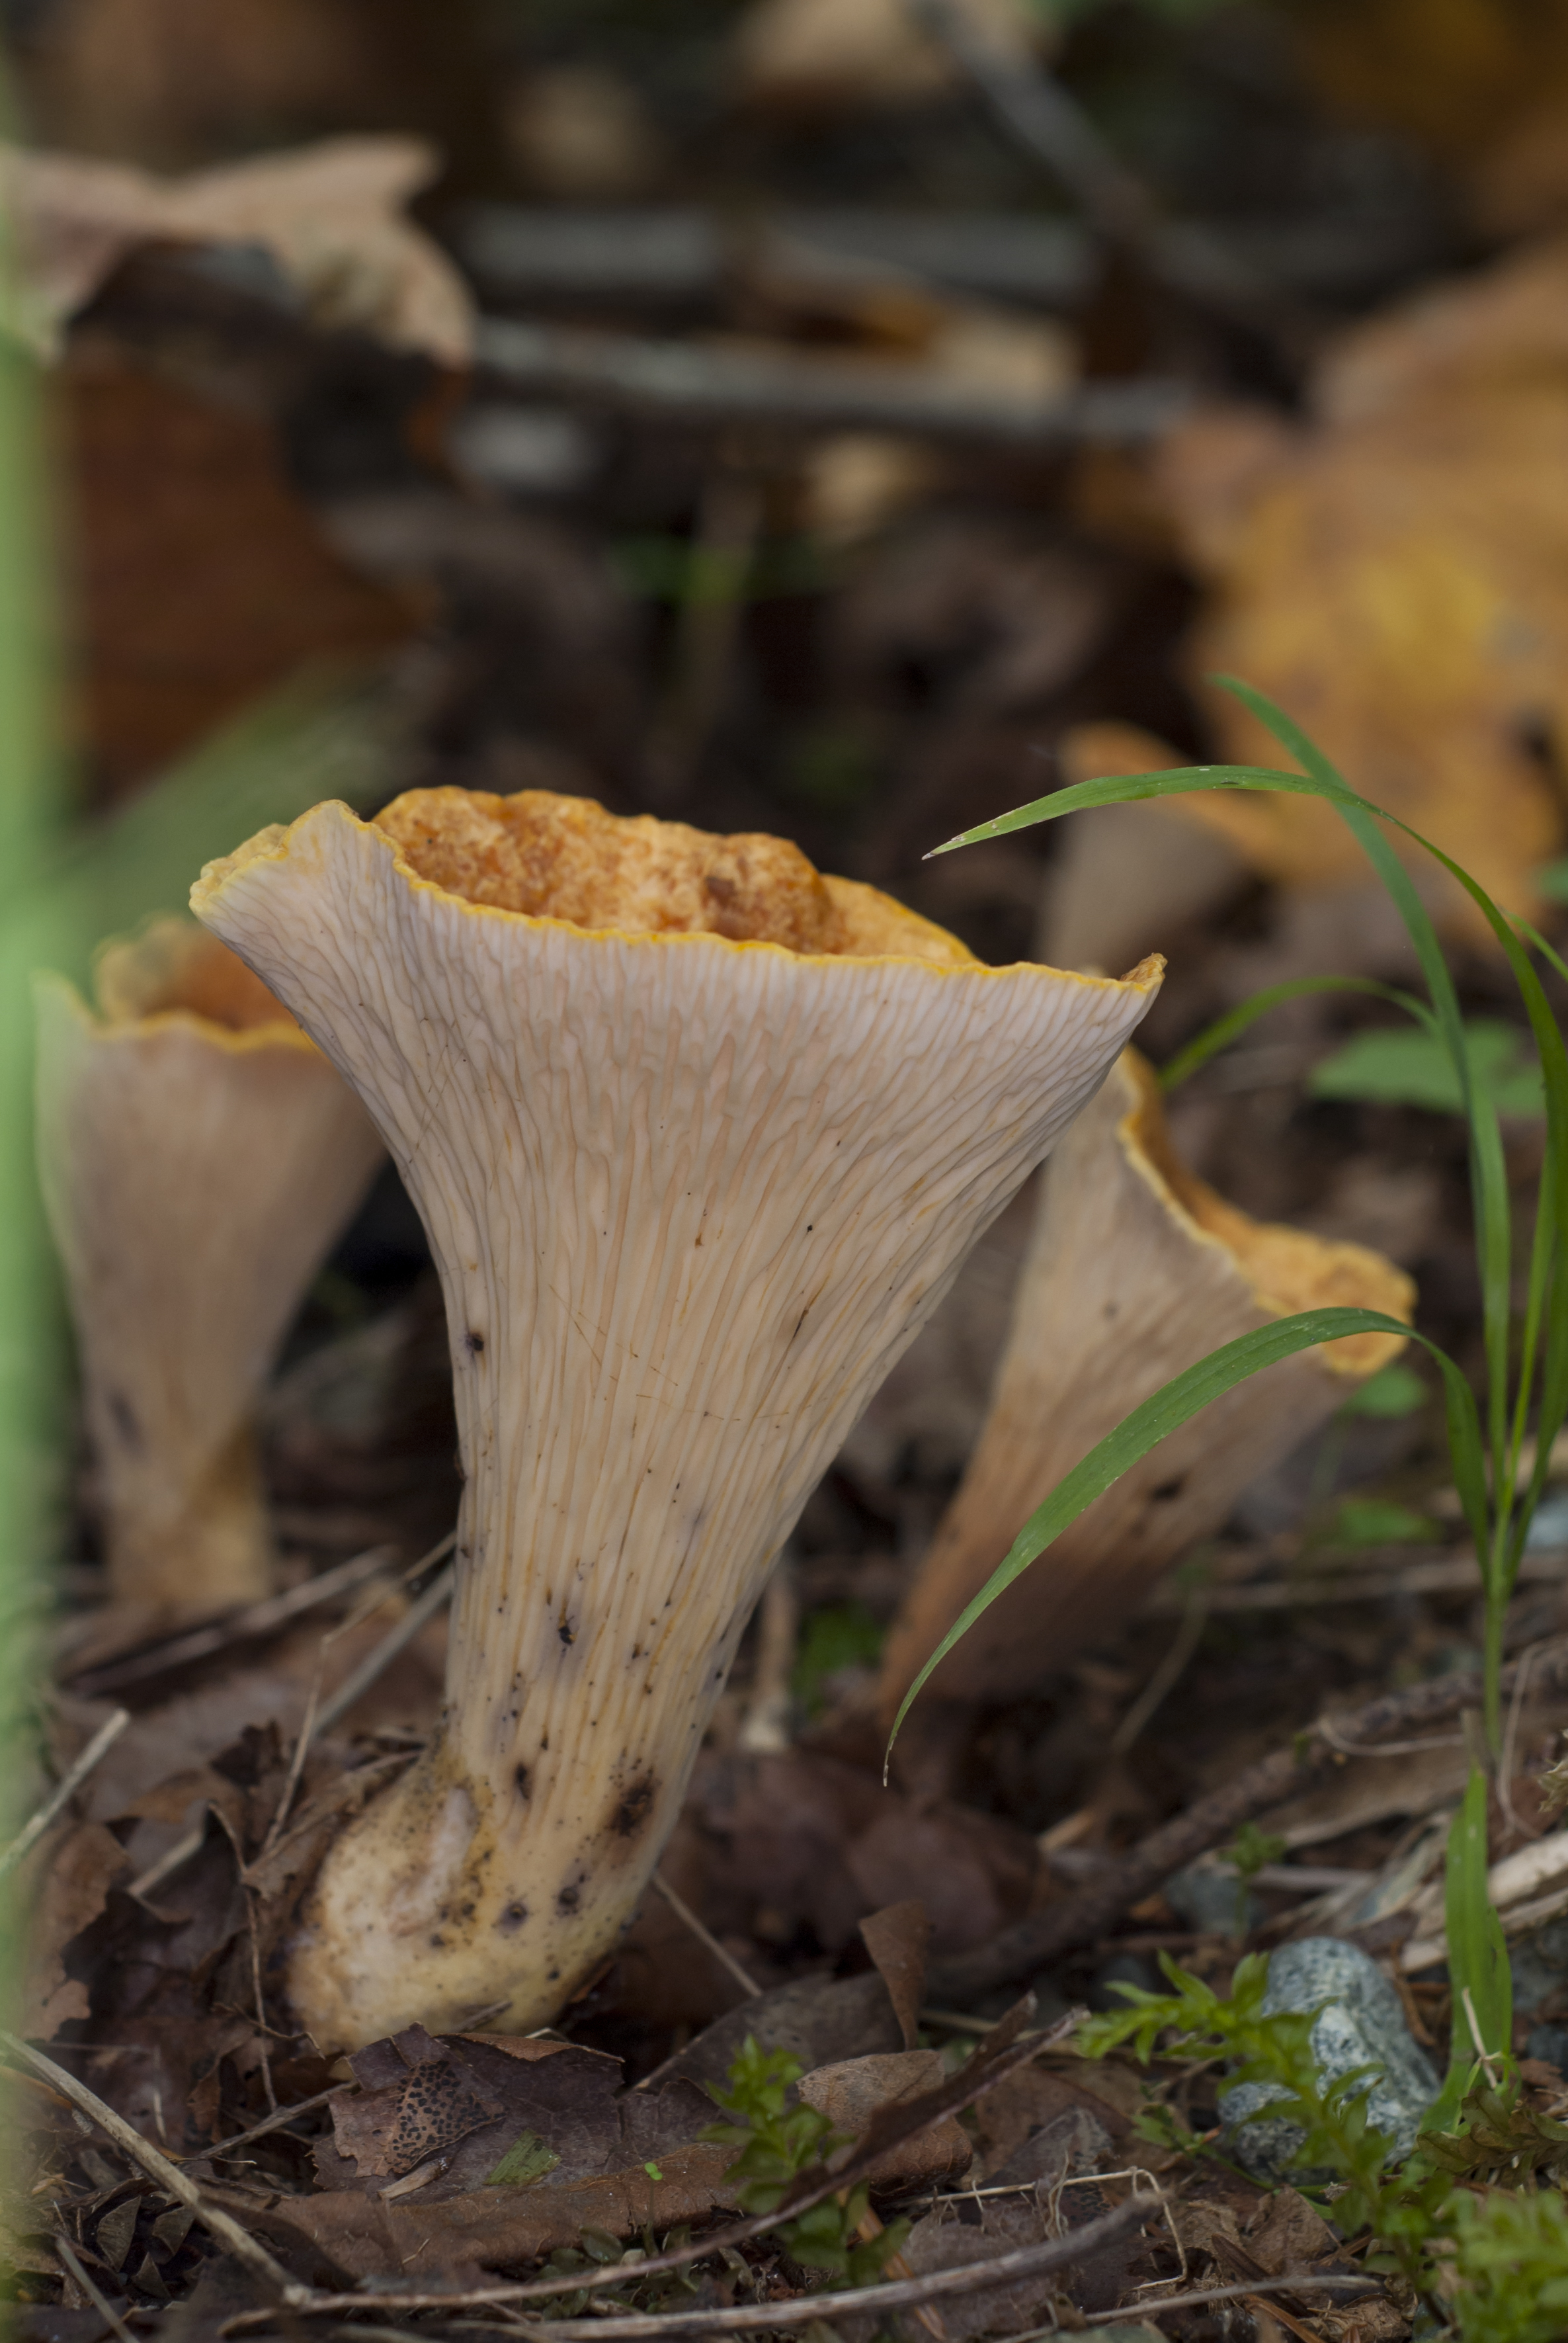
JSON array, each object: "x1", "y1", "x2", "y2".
[{"x1": 286, "y1": 1724, "x2": 679, "y2": 2050}]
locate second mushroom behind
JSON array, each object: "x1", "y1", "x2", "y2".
[
  {"x1": 875, "y1": 1048, "x2": 1415, "y2": 1730},
  {"x1": 191, "y1": 786, "x2": 1163, "y2": 2051},
  {"x1": 35, "y1": 919, "x2": 385, "y2": 1617}
]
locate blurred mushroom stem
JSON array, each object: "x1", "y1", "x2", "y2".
[{"x1": 35, "y1": 921, "x2": 383, "y2": 1614}]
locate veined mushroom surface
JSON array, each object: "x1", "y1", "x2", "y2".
[
  {"x1": 876, "y1": 1048, "x2": 1415, "y2": 1724},
  {"x1": 191, "y1": 787, "x2": 1163, "y2": 2048},
  {"x1": 34, "y1": 921, "x2": 384, "y2": 1613}
]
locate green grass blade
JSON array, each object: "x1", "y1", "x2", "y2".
[
  {"x1": 0, "y1": 185, "x2": 63, "y2": 2008},
  {"x1": 886, "y1": 1306, "x2": 1475, "y2": 1758},
  {"x1": 926, "y1": 760, "x2": 1370, "y2": 855},
  {"x1": 1213, "y1": 681, "x2": 1515, "y2": 1510},
  {"x1": 1159, "y1": 974, "x2": 1433, "y2": 1094},
  {"x1": 1426, "y1": 1766, "x2": 1512, "y2": 2133}
]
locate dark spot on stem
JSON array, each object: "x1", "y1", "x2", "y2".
[
  {"x1": 558, "y1": 1617, "x2": 575, "y2": 1646},
  {"x1": 466, "y1": 1330, "x2": 485, "y2": 1354},
  {"x1": 496, "y1": 1900, "x2": 528, "y2": 1936},
  {"x1": 609, "y1": 1775, "x2": 656, "y2": 1838},
  {"x1": 515, "y1": 1764, "x2": 531, "y2": 1799},
  {"x1": 1152, "y1": 1477, "x2": 1186, "y2": 1502},
  {"x1": 557, "y1": 1883, "x2": 581, "y2": 1913}
]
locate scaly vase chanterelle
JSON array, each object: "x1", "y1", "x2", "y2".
[{"x1": 192, "y1": 787, "x2": 1162, "y2": 2050}]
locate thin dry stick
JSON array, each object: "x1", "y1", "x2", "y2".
[
  {"x1": 67, "y1": 1545, "x2": 397, "y2": 1697},
  {"x1": 327, "y1": 1529, "x2": 459, "y2": 1651},
  {"x1": 1110, "y1": 1594, "x2": 1205, "y2": 1754},
  {"x1": 0, "y1": 1709, "x2": 130, "y2": 1877},
  {"x1": 311, "y1": 1564, "x2": 454, "y2": 1742},
  {"x1": 904, "y1": 0, "x2": 1283, "y2": 329},
  {"x1": 247, "y1": 1895, "x2": 276, "y2": 2113},
  {"x1": 270, "y1": 2200, "x2": 1154, "y2": 2340},
  {"x1": 54, "y1": 2233, "x2": 137, "y2": 2343},
  {"x1": 989, "y1": 2272, "x2": 1383, "y2": 2343},
  {"x1": 254, "y1": 1658, "x2": 326, "y2": 1871},
  {"x1": 1499, "y1": 1640, "x2": 1543, "y2": 1840},
  {"x1": 649, "y1": 1870, "x2": 761, "y2": 1998},
  {"x1": 477, "y1": 318, "x2": 1184, "y2": 448},
  {"x1": 928, "y1": 1642, "x2": 1568, "y2": 2000},
  {"x1": 737, "y1": 1551, "x2": 797, "y2": 1756},
  {"x1": 205, "y1": 2083, "x2": 346, "y2": 2162},
  {"x1": 1, "y1": 2030, "x2": 299, "y2": 2299},
  {"x1": 129, "y1": 1815, "x2": 208, "y2": 1906},
  {"x1": 1317, "y1": 1723, "x2": 1467, "y2": 1758}
]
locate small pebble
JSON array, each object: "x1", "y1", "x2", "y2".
[{"x1": 1218, "y1": 1936, "x2": 1438, "y2": 2179}]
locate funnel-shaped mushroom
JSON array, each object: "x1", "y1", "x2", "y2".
[
  {"x1": 876, "y1": 1050, "x2": 1413, "y2": 1718},
  {"x1": 191, "y1": 787, "x2": 1161, "y2": 2046},
  {"x1": 35, "y1": 920, "x2": 384, "y2": 1611}
]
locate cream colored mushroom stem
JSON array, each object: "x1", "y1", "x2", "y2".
[
  {"x1": 191, "y1": 787, "x2": 1162, "y2": 2048},
  {"x1": 35, "y1": 920, "x2": 384, "y2": 1612},
  {"x1": 877, "y1": 1050, "x2": 1414, "y2": 1722}
]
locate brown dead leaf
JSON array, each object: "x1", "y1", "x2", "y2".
[
  {"x1": 314, "y1": 2025, "x2": 715, "y2": 2203},
  {"x1": 969, "y1": 2055, "x2": 1141, "y2": 2177},
  {"x1": 19, "y1": 1820, "x2": 129, "y2": 2036},
  {"x1": 798, "y1": 2049, "x2": 971, "y2": 2190},
  {"x1": 860, "y1": 1900, "x2": 930, "y2": 2049},
  {"x1": 700, "y1": 1750, "x2": 1040, "y2": 1957},
  {"x1": 1151, "y1": 241, "x2": 1568, "y2": 933},
  {"x1": 60, "y1": 341, "x2": 415, "y2": 792},
  {"x1": 900, "y1": 2177, "x2": 1145, "y2": 2337},
  {"x1": 245, "y1": 2139, "x2": 741, "y2": 2285},
  {"x1": 1, "y1": 135, "x2": 472, "y2": 362},
  {"x1": 654, "y1": 1968, "x2": 905, "y2": 2095}
]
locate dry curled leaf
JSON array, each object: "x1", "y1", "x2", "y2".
[{"x1": 1, "y1": 134, "x2": 473, "y2": 362}]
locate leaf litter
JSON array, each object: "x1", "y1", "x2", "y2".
[{"x1": 17, "y1": 14, "x2": 1568, "y2": 2338}]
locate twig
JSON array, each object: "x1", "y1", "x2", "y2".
[
  {"x1": 905, "y1": 0, "x2": 1289, "y2": 332},
  {"x1": 220, "y1": 2005, "x2": 1070, "y2": 2328},
  {"x1": 247, "y1": 1895, "x2": 276, "y2": 2113},
  {"x1": 1146, "y1": 1547, "x2": 1568, "y2": 1613},
  {"x1": 1317, "y1": 1723, "x2": 1467, "y2": 1758},
  {"x1": 649, "y1": 1871, "x2": 761, "y2": 1998},
  {"x1": 477, "y1": 318, "x2": 1186, "y2": 447},
  {"x1": 226, "y1": 2196, "x2": 1149, "y2": 2337},
  {"x1": 1110, "y1": 1594, "x2": 1205, "y2": 1754},
  {"x1": 65, "y1": 1547, "x2": 398, "y2": 1697},
  {"x1": 1, "y1": 2029, "x2": 299, "y2": 2299},
  {"x1": 204, "y1": 2084, "x2": 346, "y2": 2162},
  {"x1": 54, "y1": 2233, "x2": 137, "y2": 2343},
  {"x1": 128, "y1": 1817, "x2": 208, "y2": 1906},
  {"x1": 927, "y1": 1642, "x2": 1568, "y2": 2000},
  {"x1": 311, "y1": 1566, "x2": 454, "y2": 1742},
  {"x1": 0, "y1": 1709, "x2": 130, "y2": 1877},
  {"x1": 738, "y1": 1551, "x2": 798, "y2": 1756},
  {"x1": 532, "y1": 2201, "x2": 1151, "y2": 2337},
  {"x1": 1499, "y1": 1640, "x2": 1543, "y2": 1840},
  {"x1": 1093, "y1": 2274, "x2": 1379, "y2": 2324}
]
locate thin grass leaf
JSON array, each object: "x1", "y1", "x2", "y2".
[
  {"x1": 1158, "y1": 974, "x2": 1432, "y2": 1095},
  {"x1": 887, "y1": 1307, "x2": 1479, "y2": 1758},
  {"x1": 1213, "y1": 681, "x2": 1516, "y2": 1524},
  {"x1": 1426, "y1": 1766, "x2": 1512, "y2": 2135}
]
